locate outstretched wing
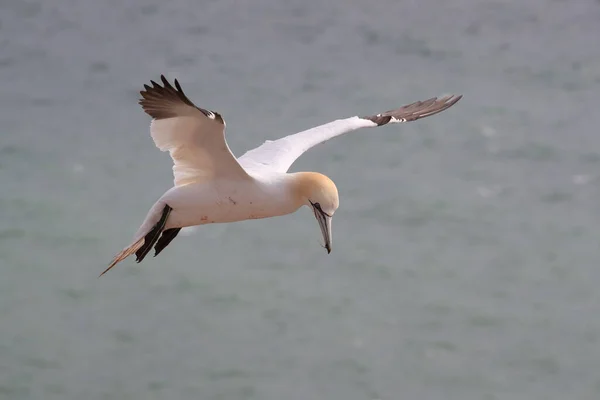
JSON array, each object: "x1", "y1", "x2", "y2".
[
  {"x1": 139, "y1": 75, "x2": 250, "y2": 186},
  {"x1": 239, "y1": 95, "x2": 462, "y2": 173}
]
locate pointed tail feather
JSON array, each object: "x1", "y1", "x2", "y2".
[
  {"x1": 99, "y1": 203, "x2": 173, "y2": 277},
  {"x1": 100, "y1": 237, "x2": 145, "y2": 277}
]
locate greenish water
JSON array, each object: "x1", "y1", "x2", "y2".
[{"x1": 2, "y1": 0, "x2": 600, "y2": 399}]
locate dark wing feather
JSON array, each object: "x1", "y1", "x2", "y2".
[
  {"x1": 363, "y1": 95, "x2": 462, "y2": 126},
  {"x1": 138, "y1": 75, "x2": 224, "y2": 123}
]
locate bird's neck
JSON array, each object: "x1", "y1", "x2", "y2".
[{"x1": 246, "y1": 172, "x2": 309, "y2": 217}]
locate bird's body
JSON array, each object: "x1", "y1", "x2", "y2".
[
  {"x1": 155, "y1": 172, "x2": 302, "y2": 229},
  {"x1": 101, "y1": 75, "x2": 461, "y2": 276}
]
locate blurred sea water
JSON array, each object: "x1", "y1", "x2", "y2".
[{"x1": 2, "y1": 0, "x2": 600, "y2": 399}]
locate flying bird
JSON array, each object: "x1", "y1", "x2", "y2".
[{"x1": 101, "y1": 75, "x2": 461, "y2": 276}]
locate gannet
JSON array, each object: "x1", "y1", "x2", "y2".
[{"x1": 101, "y1": 75, "x2": 461, "y2": 276}]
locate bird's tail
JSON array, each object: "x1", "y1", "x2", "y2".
[
  {"x1": 100, "y1": 237, "x2": 146, "y2": 277},
  {"x1": 100, "y1": 203, "x2": 173, "y2": 277}
]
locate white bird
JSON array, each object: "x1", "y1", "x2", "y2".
[{"x1": 101, "y1": 75, "x2": 461, "y2": 276}]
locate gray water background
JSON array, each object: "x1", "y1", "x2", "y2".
[{"x1": 2, "y1": 0, "x2": 600, "y2": 399}]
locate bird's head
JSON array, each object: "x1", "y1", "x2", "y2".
[{"x1": 291, "y1": 172, "x2": 339, "y2": 254}]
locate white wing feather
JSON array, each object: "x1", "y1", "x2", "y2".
[
  {"x1": 140, "y1": 76, "x2": 250, "y2": 186},
  {"x1": 239, "y1": 117, "x2": 375, "y2": 173},
  {"x1": 239, "y1": 95, "x2": 462, "y2": 173},
  {"x1": 149, "y1": 116, "x2": 247, "y2": 186}
]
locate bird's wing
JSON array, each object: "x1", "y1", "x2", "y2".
[
  {"x1": 139, "y1": 75, "x2": 250, "y2": 186},
  {"x1": 239, "y1": 95, "x2": 462, "y2": 173}
]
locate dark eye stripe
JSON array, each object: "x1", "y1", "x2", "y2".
[{"x1": 310, "y1": 201, "x2": 332, "y2": 218}]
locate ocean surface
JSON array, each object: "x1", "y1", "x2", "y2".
[{"x1": 2, "y1": 0, "x2": 600, "y2": 399}]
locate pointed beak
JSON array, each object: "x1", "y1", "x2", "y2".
[{"x1": 313, "y1": 206, "x2": 332, "y2": 254}]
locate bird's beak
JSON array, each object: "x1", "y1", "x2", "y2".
[{"x1": 313, "y1": 206, "x2": 332, "y2": 254}]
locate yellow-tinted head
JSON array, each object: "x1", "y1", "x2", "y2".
[{"x1": 291, "y1": 172, "x2": 339, "y2": 253}]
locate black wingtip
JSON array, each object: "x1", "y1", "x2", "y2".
[
  {"x1": 174, "y1": 79, "x2": 184, "y2": 93},
  {"x1": 161, "y1": 75, "x2": 176, "y2": 91}
]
